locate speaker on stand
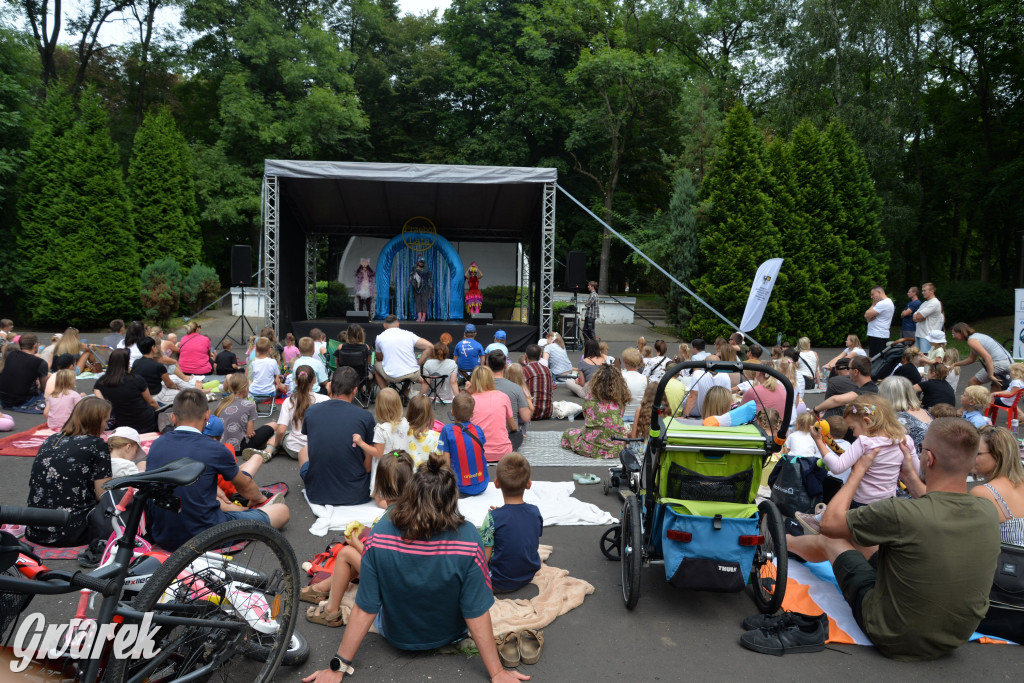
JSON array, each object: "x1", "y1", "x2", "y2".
[
  {"x1": 218, "y1": 245, "x2": 258, "y2": 347},
  {"x1": 563, "y1": 251, "x2": 588, "y2": 351}
]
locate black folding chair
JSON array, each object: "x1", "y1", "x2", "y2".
[
  {"x1": 422, "y1": 374, "x2": 448, "y2": 405},
  {"x1": 336, "y1": 348, "x2": 376, "y2": 408}
]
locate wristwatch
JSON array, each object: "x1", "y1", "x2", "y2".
[{"x1": 329, "y1": 655, "x2": 355, "y2": 675}]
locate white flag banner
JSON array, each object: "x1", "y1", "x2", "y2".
[{"x1": 739, "y1": 258, "x2": 784, "y2": 333}]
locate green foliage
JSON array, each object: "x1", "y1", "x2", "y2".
[
  {"x1": 480, "y1": 285, "x2": 519, "y2": 313},
  {"x1": 128, "y1": 107, "x2": 203, "y2": 267},
  {"x1": 141, "y1": 258, "x2": 183, "y2": 325},
  {"x1": 182, "y1": 264, "x2": 221, "y2": 310},
  {"x1": 937, "y1": 281, "x2": 1013, "y2": 327}
]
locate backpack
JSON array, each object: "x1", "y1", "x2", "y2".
[{"x1": 304, "y1": 537, "x2": 347, "y2": 585}]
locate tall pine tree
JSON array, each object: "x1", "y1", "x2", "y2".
[
  {"x1": 665, "y1": 169, "x2": 700, "y2": 328},
  {"x1": 690, "y1": 104, "x2": 787, "y2": 342},
  {"x1": 129, "y1": 107, "x2": 203, "y2": 268},
  {"x1": 38, "y1": 89, "x2": 139, "y2": 326}
]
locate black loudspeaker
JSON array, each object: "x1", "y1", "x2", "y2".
[
  {"x1": 470, "y1": 313, "x2": 493, "y2": 322},
  {"x1": 346, "y1": 310, "x2": 370, "y2": 323},
  {"x1": 565, "y1": 250, "x2": 588, "y2": 291},
  {"x1": 230, "y1": 245, "x2": 252, "y2": 286}
]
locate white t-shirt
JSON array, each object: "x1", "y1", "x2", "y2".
[
  {"x1": 248, "y1": 356, "x2": 279, "y2": 395},
  {"x1": 276, "y1": 392, "x2": 329, "y2": 452},
  {"x1": 375, "y1": 327, "x2": 421, "y2": 378},
  {"x1": 688, "y1": 370, "x2": 732, "y2": 417},
  {"x1": 867, "y1": 297, "x2": 894, "y2": 338},
  {"x1": 1001, "y1": 379, "x2": 1024, "y2": 406},
  {"x1": 111, "y1": 457, "x2": 141, "y2": 478},
  {"x1": 784, "y1": 430, "x2": 819, "y2": 458},
  {"x1": 849, "y1": 347, "x2": 868, "y2": 358},
  {"x1": 370, "y1": 418, "x2": 410, "y2": 493},
  {"x1": 484, "y1": 342, "x2": 509, "y2": 358},
  {"x1": 915, "y1": 297, "x2": 943, "y2": 337},
  {"x1": 622, "y1": 370, "x2": 648, "y2": 406}
]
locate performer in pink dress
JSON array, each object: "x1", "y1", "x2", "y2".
[
  {"x1": 465, "y1": 262, "x2": 483, "y2": 316},
  {"x1": 354, "y1": 258, "x2": 376, "y2": 314}
]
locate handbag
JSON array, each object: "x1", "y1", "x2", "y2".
[{"x1": 768, "y1": 455, "x2": 827, "y2": 518}]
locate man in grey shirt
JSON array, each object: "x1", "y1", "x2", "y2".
[{"x1": 486, "y1": 350, "x2": 532, "y2": 449}]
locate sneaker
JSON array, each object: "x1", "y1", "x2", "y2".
[
  {"x1": 739, "y1": 617, "x2": 827, "y2": 656},
  {"x1": 77, "y1": 539, "x2": 107, "y2": 569},
  {"x1": 253, "y1": 492, "x2": 282, "y2": 509},
  {"x1": 742, "y1": 611, "x2": 829, "y2": 635},
  {"x1": 794, "y1": 511, "x2": 821, "y2": 535}
]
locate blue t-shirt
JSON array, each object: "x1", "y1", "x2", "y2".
[
  {"x1": 962, "y1": 410, "x2": 988, "y2": 429},
  {"x1": 146, "y1": 428, "x2": 239, "y2": 550},
  {"x1": 438, "y1": 422, "x2": 488, "y2": 495},
  {"x1": 356, "y1": 511, "x2": 494, "y2": 650},
  {"x1": 480, "y1": 503, "x2": 543, "y2": 592},
  {"x1": 301, "y1": 398, "x2": 376, "y2": 505},
  {"x1": 902, "y1": 299, "x2": 921, "y2": 336},
  {"x1": 455, "y1": 338, "x2": 485, "y2": 371}
]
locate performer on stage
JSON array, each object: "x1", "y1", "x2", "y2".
[
  {"x1": 354, "y1": 258, "x2": 376, "y2": 314},
  {"x1": 410, "y1": 256, "x2": 433, "y2": 322},
  {"x1": 465, "y1": 262, "x2": 483, "y2": 315},
  {"x1": 583, "y1": 280, "x2": 599, "y2": 341}
]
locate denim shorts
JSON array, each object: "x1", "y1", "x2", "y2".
[{"x1": 223, "y1": 508, "x2": 271, "y2": 525}]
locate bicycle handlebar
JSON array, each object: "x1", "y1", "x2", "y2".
[{"x1": 0, "y1": 505, "x2": 70, "y2": 528}]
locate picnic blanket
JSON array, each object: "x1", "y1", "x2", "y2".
[
  {"x1": 329, "y1": 545, "x2": 594, "y2": 637},
  {"x1": 0, "y1": 425, "x2": 162, "y2": 458},
  {"x1": 782, "y1": 560, "x2": 1019, "y2": 646},
  {"x1": 304, "y1": 480, "x2": 615, "y2": 537}
]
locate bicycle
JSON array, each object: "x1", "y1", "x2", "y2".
[{"x1": 0, "y1": 457, "x2": 301, "y2": 682}]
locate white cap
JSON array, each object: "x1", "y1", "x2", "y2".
[
  {"x1": 926, "y1": 330, "x2": 946, "y2": 345},
  {"x1": 109, "y1": 426, "x2": 142, "y2": 446}
]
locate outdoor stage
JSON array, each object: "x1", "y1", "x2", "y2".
[{"x1": 292, "y1": 319, "x2": 539, "y2": 352}]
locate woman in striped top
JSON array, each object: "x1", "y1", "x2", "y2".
[{"x1": 972, "y1": 426, "x2": 1024, "y2": 547}]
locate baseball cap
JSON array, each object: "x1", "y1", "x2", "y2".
[
  {"x1": 110, "y1": 426, "x2": 142, "y2": 446},
  {"x1": 834, "y1": 358, "x2": 851, "y2": 370},
  {"x1": 464, "y1": 323, "x2": 476, "y2": 333},
  {"x1": 204, "y1": 415, "x2": 225, "y2": 438},
  {"x1": 494, "y1": 330, "x2": 506, "y2": 341},
  {"x1": 926, "y1": 330, "x2": 946, "y2": 345}
]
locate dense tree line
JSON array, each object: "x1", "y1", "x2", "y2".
[{"x1": 0, "y1": 0, "x2": 1019, "y2": 339}]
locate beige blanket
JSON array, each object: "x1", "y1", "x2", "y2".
[{"x1": 334, "y1": 545, "x2": 595, "y2": 636}]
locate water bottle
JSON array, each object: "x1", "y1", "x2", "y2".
[{"x1": 1013, "y1": 419, "x2": 1021, "y2": 437}]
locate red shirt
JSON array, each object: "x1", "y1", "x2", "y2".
[{"x1": 522, "y1": 361, "x2": 553, "y2": 420}]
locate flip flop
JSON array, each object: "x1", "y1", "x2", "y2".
[
  {"x1": 305, "y1": 601, "x2": 345, "y2": 627},
  {"x1": 573, "y1": 473, "x2": 601, "y2": 485},
  {"x1": 519, "y1": 629, "x2": 543, "y2": 665}
]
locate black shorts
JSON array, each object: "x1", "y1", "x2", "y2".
[{"x1": 833, "y1": 550, "x2": 878, "y2": 632}]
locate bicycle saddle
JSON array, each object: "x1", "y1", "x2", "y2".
[{"x1": 104, "y1": 457, "x2": 206, "y2": 491}]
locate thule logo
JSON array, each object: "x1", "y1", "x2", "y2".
[{"x1": 717, "y1": 565, "x2": 737, "y2": 573}]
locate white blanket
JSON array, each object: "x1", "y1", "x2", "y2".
[{"x1": 305, "y1": 480, "x2": 615, "y2": 536}]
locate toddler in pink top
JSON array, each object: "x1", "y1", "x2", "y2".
[{"x1": 44, "y1": 369, "x2": 83, "y2": 431}]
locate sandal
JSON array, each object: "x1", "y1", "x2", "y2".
[
  {"x1": 300, "y1": 584, "x2": 329, "y2": 605},
  {"x1": 519, "y1": 629, "x2": 543, "y2": 665},
  {"x1": 573, "y1": 473, "x2": 601, "y2": 485},
  {"x1": 305, "y1": 602, "x2": 345, "y2": 627},
  {"x1": 497, "y1": 632, "x2": 520, "y2": 668}
]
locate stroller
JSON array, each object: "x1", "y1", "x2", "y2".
[
  {"x1": 870, "y1": 337, "x2": 916, "y2": 381},
  {"x1": 602, "y1": 360, "x2": 792, "y2": 612}
]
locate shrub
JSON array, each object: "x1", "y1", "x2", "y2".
[
  {"x1": 141, "y1": 258, "x2": 183, "y2": 325},
  {"x1": 182, "y1": 264, "x2": 220, "y2": 310},
  {"x1": 937, "y1": 281, "x2": 1013, "y2": 325},
  {"x1": 314, "y1": 281, "x2": 350, "y2": 317}
]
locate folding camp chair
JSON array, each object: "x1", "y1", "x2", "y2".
[
  {"x1": 422, "y1": 374, "x2": 448, "y2": 405},
  {"x1": 326, "y1": 339, "x2": 341, "y2": 373},
  {"x1": 252, "y1": 394, "x2": 276, "y2": 418},
  {"x1": 88, "y1": 344, "x2": 113, "y2": 370},
  {"x1": 336, "y1": 347, "x2": 376, "y2": 408}
]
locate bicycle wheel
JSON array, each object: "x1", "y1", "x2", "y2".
[
  {"x1": 104, "y1": 520, "x2": 300, "y2": 683},
  {"x1": 620, "y1": 493, "x2": 642, "y2": 610},
  {"x1": 749, "y1": 500, "x2": 787, "y2": 614}
]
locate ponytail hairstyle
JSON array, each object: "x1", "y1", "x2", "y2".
[
  {"x1": 288, "y1": 367, "x2": 316, "y2": 429},
  {"x1": 390, "y1": 451, "x2": 463, "y2": 541},
  {"x1": 215, "y1": 373, "x2": 249, "y2": 416},
  {"x1": 372, "y1": 450, "x2": 415, "y2": 503}
]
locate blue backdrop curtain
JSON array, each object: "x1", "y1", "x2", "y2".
[{"x1": 374, "y1": 233, "x2": 465, "y2": 320}]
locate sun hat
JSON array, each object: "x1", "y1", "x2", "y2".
[
  {"x1": 110, "y1": 426, "x2": 142, "y2": 446},
  {"x1": 926, "y1": 330, "x2": 946, "y2": 345}
]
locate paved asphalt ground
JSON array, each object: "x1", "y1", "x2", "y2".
[{"x1": 3, "y1": 306, "x2": 1021, "y2": 680}]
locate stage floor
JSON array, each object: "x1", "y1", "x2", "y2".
[{"x1": 292, "y1": 319, "x2": 539, "y2": 352}]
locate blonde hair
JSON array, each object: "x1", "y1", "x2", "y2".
[
  {"x1": 215, "y1": 373, "x2": 249, "y2": 415},
  {"x1": 107, "y1": 436, "x2": 139, "y2": 456},
  {"x1": 1009, "y1": 363, "x2": 1024, "y2": 381},
  {"x1": 847, "y1": 334, "x2": 862, "y2": 349},
  {"x1": 962, "y1": 386, "x2": 990, "y2": 410},
  {"x1": 794, "y1": 412, "x2": 816, "y2": 433},
  {"x1": 375, "y1": 388, "x2": 404, "y2": 429},
  {"x1": 632, "y1": 382, "x2": 658, "y2": 439},
  {"x1": 52, "y1": 368, "x2": 76, "y2": 397},
  {"x1": 505, "y1": 363, "x2": 527, "y2": 392},
  {"x1": 757, "y1": 367, "x2": 779, "y2": 391},
  {"x1": 843, "y1": 394, "x2": 904, "y2": 442},
  {"x1": 469, "y1": 366, "x2": 496, "y2": 393},
  {"x1": 406, "y1": 395, "x2": 435, "y2": 439},
  {"x1": 797, "y1": 337, "x2": 811, "y2": 352},
  {"x1": 901, "y1": 346, "x2": 921, "y2": 364},
  {"x1": 701, "y1": 386, "x2": 732, "y2": 419},
  {"x1": 551, "y1": 333, "x2": 565, "y2": 349},
  {"x1": 943, "y1": 348, "x2": 961, "y2": 377},
  {"x1": 622, "y1": 347, "x2": 642, "y2": 370},
  {"x1": 978, "y1": 426, "x2": 1024, "y2": 486}
]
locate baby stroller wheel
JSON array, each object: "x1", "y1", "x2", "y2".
[
  {"x1": 600, "y1": 526, "x2": 621, "y2": 561},
  {"x1": 749, "y1": 500, "x2": 788, "y2": 614},
  {"x1": 620, "y1": 493, "x2": 642, "y2": 609}
]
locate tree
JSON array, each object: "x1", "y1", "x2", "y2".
[
  {"x1": 140, "y1": 257, "x2": 181, "y2": 324},
  {"x1": 689, "y1": 104, "x2": 786, "y2": 342},
  {"x1": 129, "y1": 107, "x2": 202, "y2": 267},
  {"x1": 663, "y1": 170, "x2": 701, "y2": 327}
]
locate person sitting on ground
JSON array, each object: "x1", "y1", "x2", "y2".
[
  {"x1": 146, "y1": 389, "x2": 289, "y2": 550},
  {"x1": 0, "y1": 318, "x2": 12, "y2": 344},
  {"x1": 787, "y1": 418, "x2": 999, "y2": 661},
  {"x1": 93, "y1": 349, "x2": 158, "y2": 434},
  {"x1": 465, "y1": 366, "x2": 515, "y2": 463},
  {"x1": 630, "y1": 382, "x2": 659, "y2": 440},
  {"x1": 715, "y1": 343, "x2": 743, "y2": 387},
  {"x1": 813, "y1": 356, "x2": 878, "y2": 419},
  {"x1": 543, "y1": 332, "x2": 573, "y2": 378},
  {"x1": 729, "y1": 332, "x2": 749, "y2": 361},
  {"x1": 486, "y1": 351, "x2": 531, "y2": 451},
  {"x1": 678, "y1": 364, "x2": 733, "y2": 418},
  {"x1": 598, "y1": 341, "x2": 616, "y2": 366},
  {"x1": 620, "y1": 347, "x2": 648, "y2": 407},
  {"x1": 928, "y1": 402, "x2": 958, "y2": 419},
  {"x1": 642, "y1": 339, "x2": 671, "y2": 383},
  {"x1": 960, "y1": 385, "x2": 991, "y2": 428},
  {"x1": 52, "y1": 328, "x2": 100, "y2": 374},
  {"x1": 438, "y1": 393, "x2": 489, "y2": 496},
  {"x1": 521, "y1": 344, "x2": 553, "y2": 420},
  {"x1": 133, "y1": 337, "x2": 200, "y2": 407},
  {"x1": 287, "y1": 336, "x2": 327, "y2": 395},
  {"x1": 44, "y1": 353, "x2": 76, "y2": 398},
  {"x1": 566, "y1": 338, "x2": 606, "y2": 399},
  {"x1": 373, "y1": 315, "x2": 431, "y2": 394},
  {"x1": 891, "y1": 346, "x2": 922, "y2": 385},
  {"x1": 26, "y1": 397, "x2": 113, "y2": 547},
  {"x1": 177, "y1": 321, "x2": 215, "y2": 375},
  {"x1": 455, "y1": 323, "x2": 486, "y2": 376},
  {"x1": 879, "y1": 375, "x2": 932, "y2": 454},
  {"x1": 636, "y1": 336, "x2": 647, "y2": 356},
  {"x1": 303, "y1": 451, "x2": 415, "y2": 628},
  {"x1": 673, "y1": 342, "x2": 692, "y2": 367},
  {"x1": 268, "y1": 367, "x2": 329, "y2": 460},
  {"x1": 420, "y1": 341, "x2": 459, "y2": 403},
  {"x1": 741, "y1": 365, "x2": 789, "y2": 418},
  {"x1": 215, "y1": 373, "x2": 276, "y2": 462},
  {"x1": 781, "y1": 412, "x2": 820, "y2": 458},
  {"x1": 561, "y1": 364, "x2": 631, "y2": 459},
  {"x1": 116, "y1": 321, "x2": 147, "y2": 369},
  {"x1": 215, "y1": 339, "x2": 241, "y2": 375},
  {"x1": 918, "y1": 361, "x2": 955, "y2": 409},
  {"x1": 106, "y1": 426, "x2": 146, "y2": 477},
  {"x1": 484, "y1": 330, "x2": 509, "y2": 358},
  {"x1": 480, "y1": 452, "x2": 543, "y2": 593},
  {"x1": 302, "y1": 452, "x2": 529, "y2": 683},
  {"x1": 44, "y1": 368, "x2": 82, "y2": 432},
  {"x1": 700, "y1": 385, "x2": 733, "y2": 420},
  {"x1": 161, "y1": 332, "x2": 179, "y2": 360},
  {"x1": 991, "y1": 362, "x2": 1024, "y2": 420},
  {"x1": 282, "y1": 332, "x2": 300, "y2": 367},
  {"x1": 950, "y1": 322, "x2": 1014, "y2": 390},
  {"x1": 404, "y1": 395, "x2": 442, "y2": 465},
  {"x1": 690, "y1": 338, "x2": 709, "y2": 361},
  {"x1": 352, "y1": 387, "x2": 408, "y2": 493},
  {"x1": 39, "y1": 332, "x2": 61, "y2": 367},
  {"x1": 300, "y1": 366, "x2": 377, "y2": 506},
  {"x1": 823, "y1": 334, "x2": 869, "y2": 372},
  {"x1": 505, "y1": 363, "x2": 534, "y2": 432},
  {"x1": 972, "y1": 425, "x2": 1024, "y2": 546}
]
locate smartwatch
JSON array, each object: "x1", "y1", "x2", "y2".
[{"x1": 329, "y1": 655, "x2": 354, "y2": 675}]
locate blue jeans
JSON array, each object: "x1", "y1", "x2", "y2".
[
  {"x1": 223, "y1": 508, "x2": 271, "y2": 525},
  {"x1": 916, "y1": 337, "x2": 931, "y2": 353},
  {"x1": 0, "y1": 391, "x2": 45, "y2": 414}
]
